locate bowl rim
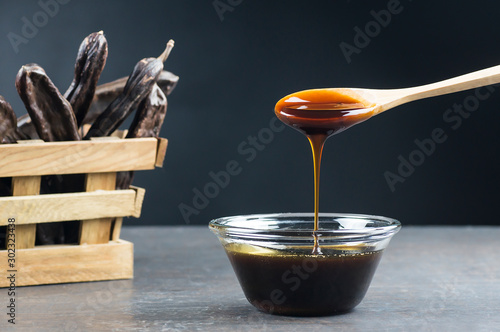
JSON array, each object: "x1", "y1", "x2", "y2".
[{"x1": 209, "y1": 212, "x2": 401, "y2": 239}]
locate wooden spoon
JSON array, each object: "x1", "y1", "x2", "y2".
[{"x1": 322, "y1": 64, "x2": 500, "y2": 115}]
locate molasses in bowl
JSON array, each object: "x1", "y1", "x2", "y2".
[{"x1": 209, "y1": 212, "x2": 401, "y2": 316}]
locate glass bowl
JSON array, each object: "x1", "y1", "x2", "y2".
[{"x1": 209, "y1": 212, "x2": 401, "y2": 316}]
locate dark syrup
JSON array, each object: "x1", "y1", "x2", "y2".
[{"x1": 226, "y1": 244, "x2": 382, "y2": 316}]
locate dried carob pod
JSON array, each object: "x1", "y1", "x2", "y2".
[
  {"x1": 15, "y1": 64, "x2": 80, "y2": 141},
  {"x1": 17, "y1": 70, "x2": 178, "y2": 135},
  {"x1": 154, "y1": 70, "x2": 179, "y2": 97},
  {"x1": 0, "y1": 96, "x2": 27, "y2": 143},
  {"x1": 17, "y1": 32, "x2": 108, "y2": 137},
  {"x1": 85, "y1": 40, "x2": 175, "y2": 138},
  {"x1": 116, "y1": 84, "x2": 168, "y2": 189},
  {"x1": 127, "y1": 84, "x2": 167, "y2": 138},
  {"x1": 15, "y1": 64, "x2": 82, "y2": 245},
  {"x1": 16, "y1": 114, "x2": 39, "y2": 139},
  {"x1": 0, "y1": 178, "x2": 11, "y2": 195},
  {"x1": 83, "y1": 70, "x2": 178, "y2": 125},
  {"x1": 65, "y1": 31, "x2": 108, "y2": 126}
]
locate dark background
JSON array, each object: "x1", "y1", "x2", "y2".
[{"x1": 0, "y1": 0, "x2": 499, "y2": 225}]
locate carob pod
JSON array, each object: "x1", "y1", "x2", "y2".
[
  {"x1": 154, "y1": 71, "x2": 179, "y2": 97},
  {"x1": 0, "y1": 96, "x2": 27, "y2": 143},
  {"x1": 37, "y1": 171, "x2": 84, "y2": 244},
  {"x1": 16, "y1": 114, "x2": 39, "y2": 139},
  {"x1": 85, "y1": 40, "x2": 175, "y2": 138},
  {"x1": 127, "y1": 84, "x2": 167, "y2": 138},
  {"x1": 15, "y1": 64, "x2": 81, "y2": 244},
  {"x1": 17, "y1": 70, "x2": 178, "y2": 135},
  {"x1": 65, "y1": 31, "x2": 108, "y2": 127},
  {"x1": 0, "y1": 178, "x2": 11, "y2": 196},
  {"x1": 15, "y1": 64, "x2": 80, "y2": 142},
  {"x1": 116, "y1": 83, "x2": 168, "y2": 189},
  {"x1": 83, "y1": 70, "x2": 178, "y2": 125},
  {"x1": 114, "y1": 43, "x2": 174, "y2": 190}
]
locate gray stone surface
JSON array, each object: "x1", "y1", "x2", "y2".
[{"x1": 3, "y1": 226, "x2": 500, "y2": 331}]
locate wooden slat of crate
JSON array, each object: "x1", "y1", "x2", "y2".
[
  {"x1": 155, "y1": 137, "x2": 169, "y2": 167},
  {"x1": 0, "y1": 188, "x2": 143, "y2": 225},
  {"x1": 0, "y1": 138, "x2": 159, "y2": 177},
  {"x1": 0, "y1": 240, "x2": 133, "y2": 287},
  {"x1": 10, "y1": 140, "x2": 43, "y2": 249},
  {"x1": 130, "y1": 186, "x2": 145, "y2": 218},
  {"x1": 11, "y1": 176, "x2": 41, "y2": 249},
  {"x1": 111, "y1": 217, "x2": 124, "y2": 241},
  {"x1": 79, "y1": 172, "x2": 117, "y2": 245}
]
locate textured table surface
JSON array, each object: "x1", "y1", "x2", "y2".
[{"x1": 2, "y1": 226, "x2": 500, "y2": 332}]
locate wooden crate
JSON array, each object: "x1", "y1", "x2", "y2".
[{"x1": 0, "y1": 136, "x2": 168, "y2": 287}]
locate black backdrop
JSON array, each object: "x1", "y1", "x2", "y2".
[{"x1": 0, "y1": 0, "x2": 499, "y2": 225}]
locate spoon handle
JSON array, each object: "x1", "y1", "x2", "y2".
[{"x1": 400, "y1": 64, "x2": 500, "y2": 102}]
